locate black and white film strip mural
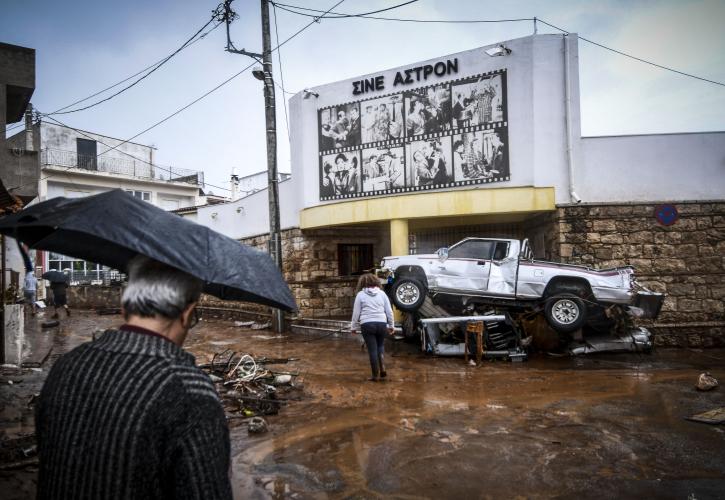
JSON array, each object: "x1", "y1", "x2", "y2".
[{"x1": 318, "y1": 69, "x2": 508, "y2": 201}]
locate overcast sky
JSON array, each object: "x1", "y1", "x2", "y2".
[{"x1": 2, "y1": 0, "x2": 724, "y2": 194}]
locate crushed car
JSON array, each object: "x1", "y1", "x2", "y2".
[{"x1": 377, "y1": 237, "x2": 664, "y2": 357}]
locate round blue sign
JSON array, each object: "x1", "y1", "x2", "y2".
[{"x1": 655, "y1": 204, "x2": 678, "y2": 226}]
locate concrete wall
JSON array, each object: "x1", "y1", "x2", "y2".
[
  {"x1": 40, "y1": 122, "x2": 152, "y2": 166},
  {"x1": 578, "y1": 132, "x2": 725, "y2": 203},
  {"x1": 1, "y1": 43, "x2": 37, "y2": 198},
  {"x1": 196, "y1": 177, "x2": 298, "y2": 240}
]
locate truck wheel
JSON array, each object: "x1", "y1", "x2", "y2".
[
  {"x1": 544, "y1": 294, "x2": 587, "y2": 333},
  {"x1": 391, "y1": 278, "x2": 426, "y2": 312}
]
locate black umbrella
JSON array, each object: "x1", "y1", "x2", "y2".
[
  {"x1": 0, "y1": 189, "x2": 296, "y2": 311},
  {"x1": 41, "y1": 270, "x2": 70, "y2": 284}
]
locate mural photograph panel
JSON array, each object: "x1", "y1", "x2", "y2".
[
  {"x1": 361, "y1": 146, "x2": 405, "y2": 192},
  {"x1": 405, "y1": 137, "x2": 453, "y2": 188},
  {"x1": 319, "y1": 151, "x2": 361, "y2": 199},
  {"x1": 360, "y1": 95, "x2": 404, "y2": 144},
  {"x1": 404, "y1": 83, "x2": 452, "y2": 137},
  {"x1": 452, "y1": 128, "x2": 509, "y2": 182},
  {"x1": 450, "y1": 73, "x2": 505, "y2": 129},
  {"x1": 318, "y1": 103, "x2": 361, "y2": 151}
]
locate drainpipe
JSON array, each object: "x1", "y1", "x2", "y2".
[{"x1": 563, "y1": 35, "x2": 581, "y2": 204}]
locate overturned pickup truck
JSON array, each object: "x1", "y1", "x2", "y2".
[{"x1": 378, "y1": 237, "x2": 664, "y2": 354}]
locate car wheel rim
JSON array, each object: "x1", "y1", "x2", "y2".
[
  {"x1": 396, "y1": 283, "x2": 420, "y2": 305},
  {"x1": 552, "y1": 299, "x2": 579, "y2": 324}
]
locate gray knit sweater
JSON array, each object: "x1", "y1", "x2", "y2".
[{"x1": 36, "y1": 327, "x2": 232, "y2": 499}]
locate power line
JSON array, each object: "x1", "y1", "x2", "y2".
[
  {"x1": 93, "y1": 0, "x2": 347, "y2": 162},
  {"x1": 43, "y1": 115, "x2": 233, "y2": 193},
  {"x1": 271, "y1": 0, "x2": 419, "y2": 19},
  {"x1": 272, "y1": 2, "x2": 533, "y2": 23},
  {"x1": 537, "y1": 18, "x2": 725, "y2": 88},
  {"x1": 4, "y1": 20, "x2": 222, "y2": 134},
  {"x1": 47, "y1": 17, "x2": 222, "y2": 116},
  {"x1": 11, "y1": 0, "x2": 345, "y2": 194},
  {"x1": 272, "y1": 2, "x2": 291, "y2": 141}
]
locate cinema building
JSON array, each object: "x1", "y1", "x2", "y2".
[{"x1": 197, "y1": 34, "x2": 725, "y2": 346}]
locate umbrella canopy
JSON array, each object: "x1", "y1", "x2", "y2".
[
  {"x1": 0, "y1": 190, "x2": 296, "y2": 311},
  {"x1": 41, "y1": 270, "x2": 69, "y2": 284}
]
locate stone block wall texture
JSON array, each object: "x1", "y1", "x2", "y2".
[
  {"x1": 554, "y1": 201, "x2": 725, "y2": 347},
  {"x1": 52, "y1": 285, "x2": 122, "y2": 310},
  {"x1": 235, "y1": 226, "x2": 382, "y2": 319}
]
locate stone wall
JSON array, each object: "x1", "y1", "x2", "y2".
[
  {"x1": 50, "y1": 285, "x2": 122, "y2": 310},
  {"x1": 554, "y1": 201, "x2": 725, "y2": 346},
  {"x1": 238, "y1": 226, "x2": 385, "y2": 319}
]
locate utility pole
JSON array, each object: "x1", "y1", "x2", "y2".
[
  {"x1": 260, "y1": 0, "x2": 284, "y2": 333},
  {"x1": 221, "y1": 0, "x2": 284, "y2": 332}
]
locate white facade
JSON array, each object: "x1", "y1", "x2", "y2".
[
  {"x1": 35, "y1": 122, "x2": 201, "y2": 210},
  {"x1": 197, "y1": 33, "x2": 724, "y2": 241},
  {"x1": 8, "y1": 121, "x2": 206, "y2": 284}
]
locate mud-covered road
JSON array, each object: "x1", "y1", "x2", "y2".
[{"x1": 2, "y1": 312, "x2": 725, "y2": 499}]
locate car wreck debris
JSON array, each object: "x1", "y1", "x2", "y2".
[
  {"x1": 248, "y1": 416, "x2": 270, "y2": 434},
  {"x1": 696, "y1": 373, "x2": 719, "y2": 392},
  {"x1": 202, "y1": 349, "x2": 302, "y2": 419},
  {"x1": 380, "y1": 237, "x2": 664, "y2": 357}
]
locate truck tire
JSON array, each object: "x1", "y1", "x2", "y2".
[
  {"x1": 544, "y1": 294, "x2": 587, "y2": 333},
  {"x1": 391, "y1": 277, "x2": 427, "y2": 312}
]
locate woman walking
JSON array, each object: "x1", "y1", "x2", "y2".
[{"x1": 351, "y1": 273, "x2": 394, "y2": 381}]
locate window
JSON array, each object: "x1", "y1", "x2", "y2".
[
  {"x1": 76, "y1": 138, "x2": 97, "y2": 170},
  {"x1": 493, "y1": 241, "x2": 509, "y2": 260},
  {"x1": 448, "y1": 240, "x2": 494, "y2": 260},
  {"x1": 338, "y1": 244, "x2": 374, "y2": 276},
  {"x1": 126, "y1": 190, "x2": 151, "y2": 201},
  {"x1": 48, "y1": 253, "x2": 103, "y2": 284}
]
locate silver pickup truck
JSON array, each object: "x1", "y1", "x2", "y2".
[{"x1": 378, "y1": 237, "x2": 663, "y2": 334}]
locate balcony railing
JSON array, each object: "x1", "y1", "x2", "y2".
[{"x1": 41, "y1": 148, "x2": 204, "y2": 186}]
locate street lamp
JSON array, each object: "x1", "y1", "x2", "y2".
[{"x1": 252, "y1": 66, "x2": 265, "y2": 81}]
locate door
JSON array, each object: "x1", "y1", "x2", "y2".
[
  {"x1": 76, "y1": 138, "x2": 97, "y2": 170},
  {"x1": 432, "y1": 239, "x2": 494, "y2": 292}
]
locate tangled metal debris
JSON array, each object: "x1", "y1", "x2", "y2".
[{"x1": 201, "y1": 349, "x2": 302, "y2": 420}]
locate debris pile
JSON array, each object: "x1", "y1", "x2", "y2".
[
  {"x1": 696, "y1": 372, "x2": 718, "y2": 392},
  {"x1": 201, "y1": 349, "x2": 302, "y2": 422}
]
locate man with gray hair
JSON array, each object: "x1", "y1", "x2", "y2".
[{"x1": 35, "y1": 256, "x2": 232, "y2": 499}]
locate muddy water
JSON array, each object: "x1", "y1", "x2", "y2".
[
  {"x1": 187, "y1": 323, "x2": 725, "y2": 499},
  {"x1": 3, "y1": 312, "x2": 725, "y2": 499}
]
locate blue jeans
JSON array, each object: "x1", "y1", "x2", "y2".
[{"x1": 361, "y1": 322, "x2": 387, "y2": 377}]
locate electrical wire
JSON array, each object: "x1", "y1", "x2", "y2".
[
  {"x1": 272, "y1": 0, "x2": 419, "y2": 19},
  {"x1": 47, "y1": 18, "x2": 221, "y2": 116},
  {"x1": 272, "y1": 2, "x2": 533, "y2": 23},
  {"x1": 80, "y1": 0, "x2": 347, "y2": 164},
  {"x1": 537, "y1": 18, "x2": 725, "y2": 88},
  {"x1": 3, "y1": 21, "x2": 222, "y2": 134},
  {"x1": 272, "y1": 3, "x2": 291, "y2": 141},
  {"x1": 9, "y1": 0, "x2": 346, "y2": 194},
  {"x1": 43, "y1": 115, "x2": 232, "y2": 192}
]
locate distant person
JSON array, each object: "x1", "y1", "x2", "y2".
[
  {"x1": 36, "y1": 256, "x2": 232, "y2": 499},
  {"x1": 23, "y1": 270, "x2": 37, "y2": 317},
  {"x1": 50, "y1": 272, "x2": 70, "y2": 319},
  {"x1": 351, "y1": 273, "x2": 394, "y2": 381}
]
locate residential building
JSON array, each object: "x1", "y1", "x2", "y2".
[
  {"x1": 0, "y1": 42, "x2": 36, "y2": 301},
  {"x1": 8, "y1": 120, "x2": 204, "y2": 283},
  {"x1": 231, "y1": 169, "x2": 290, "y2": 200},
  {"x1": 196, "y1": 33, "x2": 725, "y2": 346}
]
